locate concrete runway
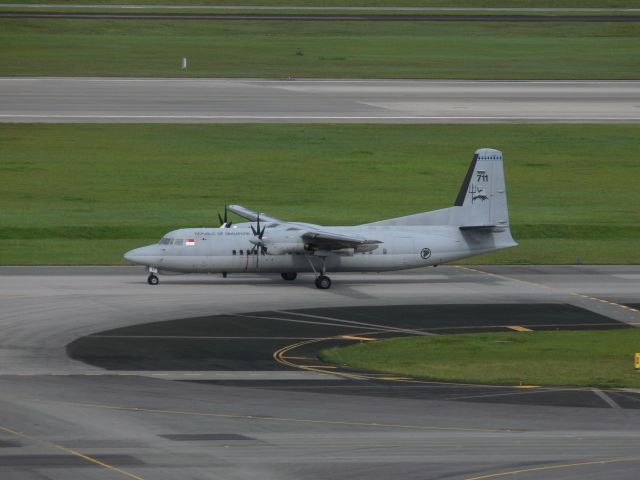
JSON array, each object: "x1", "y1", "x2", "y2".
[
  {"x1": 2, "y1": 78, "x2": 640, "y2": 123},
  {"x1": 1, "y1": 265, "x2": 639, "y2": 479}
]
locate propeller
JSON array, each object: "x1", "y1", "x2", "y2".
[
  {"x1": 217, "y1": 205, "x2": 232, "y2": 228},
  {"x1": 249, "y1": 214, "x2": 268, "y2": 266}
]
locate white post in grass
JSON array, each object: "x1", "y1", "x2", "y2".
[{"x1": 181, "y1": 57, "x2": 187, "y2": 70}]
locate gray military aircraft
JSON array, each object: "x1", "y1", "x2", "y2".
[{"x1": 124, "y1": 148, "x2": 516, "y2": 289}]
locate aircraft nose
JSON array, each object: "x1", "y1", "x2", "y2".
[{"x1": 124, "y1": 247, "x2": 146, "y2": 264}]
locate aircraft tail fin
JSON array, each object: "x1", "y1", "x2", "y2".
[
  {"x1": 363, "y1": 148, "x2": 513, "y2": 233},
  {"x1": 450, "y1": 148, "x2": 510, "y2": 230}
]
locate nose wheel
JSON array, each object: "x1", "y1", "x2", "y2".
[
  {"x1": 147, "y1": 274, "x2": 159, "y2": 285},
  {"x1": 314, "y1": 275, "x2": 331, "y2": 290}
]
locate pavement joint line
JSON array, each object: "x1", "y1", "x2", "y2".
[
  {"x1": 439, "y1": 388, "x2": 578, "y2": 402},
  {"x1": 0, "y1": 425, "x2": 145, "y2": 480},
  {"x1": 592, "y1": 388, "x2": 622, "y2": 409},
  {"x1": 63, "y1": 401, "x2": 522, "y2": 433},
  {"x1": 275, "y1": 310, "x2": 435, "y2": 337},
  {"x1": 233, "y1": 312, "x2": 391, "y2": 334},
  {"x1": 464, "y1": 455, "x2": 640, "y2": 480}
]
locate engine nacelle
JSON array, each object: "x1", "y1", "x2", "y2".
[
  {"x1": 354, "y1": 243, "x2": 379, "y2": 253},
  {"x1": 266, "y1": 243, "x2": 308, "y2": 255}
]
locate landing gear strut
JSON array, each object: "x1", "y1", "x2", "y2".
[
  {"x1": 306, "y1": 255, "x2": 332, "y2": 289},
  {"x1": 281, "y1": 272, "x2": 298, "y2": 281}
]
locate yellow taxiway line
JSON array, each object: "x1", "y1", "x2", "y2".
[
  {"x1": 0, "y1": 425, "x2": 145, "y2": 480},
  {"x1": 466, "y1": 455, "x2": 640, "y2": 480}
]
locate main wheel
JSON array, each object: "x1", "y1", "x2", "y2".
[
  {"x1": 147, "y1": 274, "x2": 159, "y2": 285},
  {"x1": 314, "y1": 275, "x2": 331, "y2": 290},
  {"x1": 281, "y1": 272, "x2": 298, "y2": 281}
]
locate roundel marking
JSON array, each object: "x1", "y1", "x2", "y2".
[{"x1": 420, "y1": 248, "x2": 432, "y2": 260}]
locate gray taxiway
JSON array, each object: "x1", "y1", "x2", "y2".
[
  {"x1": 0, "y1": 265, "x2": 639, "y2": 480},
  {"x1": 2, "y1": 78, "x2": 640, "y2": 123}
]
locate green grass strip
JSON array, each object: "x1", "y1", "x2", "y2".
[
  {"x1": 1, "y1": 123, "x2": 639, "y2": 265},
  {"x1": 320, "y1": 329, "x2": 640, "y2": 388},
  {"x1": 13, "y1": 1, "x2": 640, "y2": 8},
  {"x1": 1, "y1": 19, "x2": 639, "y2": 78}
]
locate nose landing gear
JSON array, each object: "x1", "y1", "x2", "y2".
[{"x1": 147, "y1": 267, "x2": 159, "y2": 285}]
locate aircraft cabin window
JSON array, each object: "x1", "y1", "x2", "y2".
[
  {"x1": 232, "y1": 250, "x2": 236, "y2": 255},
  {"x1": 239, "y1": 250, "x2": 243, "y2": 255}
]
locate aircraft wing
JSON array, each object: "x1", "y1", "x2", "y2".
[
  {"x1": 227, "y1": 205, "x2": 283, "y2": 224},
  {"x1": 302, "y1": 229, "x2": 382, "y2": 250}
]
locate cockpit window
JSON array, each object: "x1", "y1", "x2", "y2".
[
  {"x1": 173, "y1": 239, "x2": 184, "y2": 246},
  {"x1": 159, "y1": 237, "x2": 171, "y2": 245}
]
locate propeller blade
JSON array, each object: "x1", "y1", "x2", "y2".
[
  {"x1": 219, "y1": 205, "x2": 233, "y2": 228},
  {"x1": 250, "y1": 212, "x2": 267, "y2": 268},
  {"x1": 225, "y1": 205, "x2": 233, "y2": 228}
]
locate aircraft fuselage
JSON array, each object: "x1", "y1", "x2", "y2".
[{"x1": 125, "y1": 223, "x2": 506, "y2": 275}]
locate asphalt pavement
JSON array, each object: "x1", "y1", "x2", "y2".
[
  {"x1": 0, "y1": 265, "x2": 639, "y2": 479},
  {"x1": 2, "y1": 78, "x2": 639, "y2": 123}
]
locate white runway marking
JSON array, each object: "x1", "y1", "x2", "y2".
[
  {"x1": 1, "y1": 115, "x2": 638, "y2": 122},
  {"x1": 2, "y1": 78, "x2": 639, "y2": 123}
]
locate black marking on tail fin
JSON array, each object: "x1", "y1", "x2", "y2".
[{"x1": 454, "y1": 153, "x2": 478, "y2": 206}]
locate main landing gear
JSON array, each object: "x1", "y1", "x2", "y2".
[
  {"x1": 314, "y1": 275, "x2": 331, "y2": 290},
  {"x1": 281, "y1": 272, "x2": 298, "y2": 281},
  {"x1": 305, "y1": 255, "x2": 332, "y2": 289}
]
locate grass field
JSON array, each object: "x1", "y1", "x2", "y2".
[
  {"x1": 320, "y1": 329, "x2": 640, "y2": 388},
  {"x1": 1, "y1": 123, "x2": 638, "y2": 265},
  {"x1": 1, "y1": 19, "x2": 639, "y2": 79},
  {"x1": 13, "y1": 1, "x2": 640, "y2": 8}
]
